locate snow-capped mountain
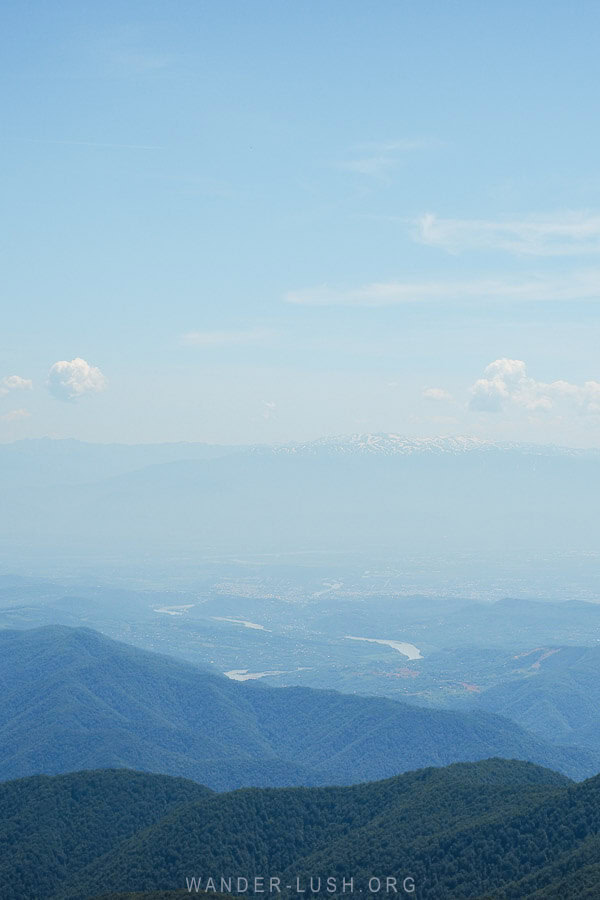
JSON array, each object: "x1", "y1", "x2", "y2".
[
  {"x1": 268, "y1": 433, "x2": 596, "y2": 458},
  {"x1": 273, "y1": 434, "x2": 488, "y2": 455},
  {"x1": 1, "y1": 434, "x2": 599, "y2": 564}
]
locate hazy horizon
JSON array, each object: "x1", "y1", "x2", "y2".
[
  {"x1": 3, "y1": 430, "x2": 600, "y2": 451},
  {"x1": 3, "y1": 6, "x2": 600, "y2": 898}
]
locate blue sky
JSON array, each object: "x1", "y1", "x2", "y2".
[{"x1": 2, "y1": 0, "x2": 600, "y2": 445}]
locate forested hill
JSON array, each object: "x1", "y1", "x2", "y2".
[
  {"x1": 1, "y1": 625, "x2": 597, "y2": 789},
  {"x1": 0, "y1": 770, "x2": 210, "y2": 900},
  {"x1": 3, "y1": 760, "x2": 600, "y2": 899}
]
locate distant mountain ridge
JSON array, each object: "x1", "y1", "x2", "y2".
[
  {"x1": 0, "y1": 437, "x2": 241, "y2": 487},
  {"x1": 267, "y1": 432, "x2": 598, "y2": 457},
  {"x1": 2, "y1": 434, "x2": 600, "y2": 562},
  {"x1": 4, "y1": 432, "x2": 600, "y2": 465}
]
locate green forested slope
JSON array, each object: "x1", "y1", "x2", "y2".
[
  {"x1": 0, "y1": 769, "x2": 210, "y2": 900},
  {"x1": 53, "y1": 760, "x2": 576, "y2": 900},
  {"x1": 0, "y1": 626, "x2": 596, "y2": 790},
  {"x1": 4, "y1": 760, "x2": 597, "y2": 900},
  {"x1": 477, "y1": 645, "x2": 600, "y2": 749}
]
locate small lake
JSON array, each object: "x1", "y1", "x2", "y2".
[
  {"x1": 345, "y1": 636, "x2": 423, "y2": 660},
  {"x1": 224, "y1": 669, "x2": 285, "y2": 681},
  {"x1": 212, "y1": 616, "x2": 269, "y2": 631}
]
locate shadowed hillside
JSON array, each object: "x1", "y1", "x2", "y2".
[{"x1": 0, "y1": 626, "x2": 597, "y2": 788}]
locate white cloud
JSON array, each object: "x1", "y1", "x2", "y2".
[
  {"x1": 415, "y1": 211, "x2": 600, "y2": 256},
  {"x1": 469, "y1": 358, "x2": 600, "y2": 416},
  {"x1": 182, "y1": 327, "x2": 275, "y2": 347},
  {"x1": 423, "y1": 387, "x2": 453, "y2": 402},
  {"x1": 285, "y1": 269, "x2": 600, "y2": 306},
  {"x1": 0, "y1": 408, "x2": 30, "y2": 422},
  {"x1": 47, "y1": 358, "x2": 107, "y2": 401},
  {"x1": 339, "y1": 139, "x2": 433, "y2": 178},
  {"x1": 0, "y1": 375, "x2": 33, "y2": 396}
]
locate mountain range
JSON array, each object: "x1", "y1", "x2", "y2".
[
  {"x1": 267, "y1": 433, "x2": 600, "y2": 458},
  {"x1": 2, "y1": 758, "x2": 600, "y2": 899},
  {"x1": 0, "y1": 625, "x2": 597, "y2": 787},
  {"x1": 1, "y1": 434, "x2": 600, "y2": 563}
]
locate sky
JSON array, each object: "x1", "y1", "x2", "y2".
[{"x1": 2, "y1": 0, "x2": 600, "y2": 446}]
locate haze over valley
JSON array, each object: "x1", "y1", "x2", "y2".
[{"x1": 3, "y1": 1, "x2": 600, "y2": 896}]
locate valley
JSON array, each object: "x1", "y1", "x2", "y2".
[
  {"x1": 5, "y1": 2, "x2": 600, "y2": 893},
  {"x1": 2, "y1": 439, "x2": 600, "y2": 897},
  {"x1": 2, "y1": 564, "x2": 599, "y2": 718}
]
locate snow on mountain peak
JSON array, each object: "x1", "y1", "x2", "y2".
[
  {"x1": 273, "y1": 433, "x2": 491, "y2": 456},
  {"x1": 269, "y1": 433, "x2": 594, "y2": 457}
]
